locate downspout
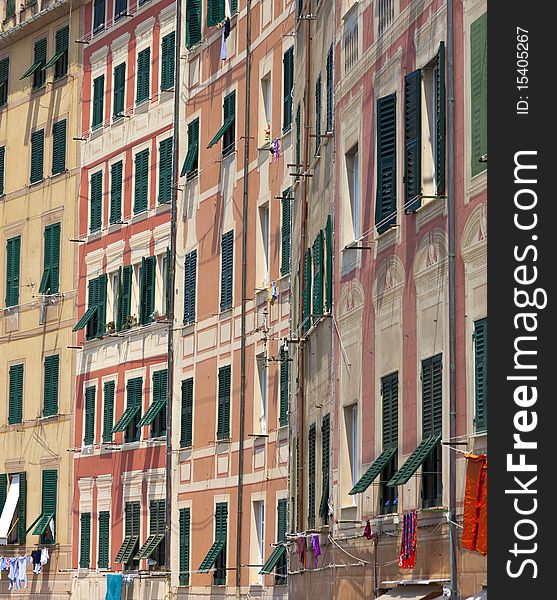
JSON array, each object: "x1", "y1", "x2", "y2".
[
  {"x1": 236, "y1": 0, "x2": 253, "y2": 593},
  {"x1": 446, "y1": 1, "x2": 458, "y2": 599},
  {"x1": 166, "y1": 0, "x2": 182, "y2": 581}
]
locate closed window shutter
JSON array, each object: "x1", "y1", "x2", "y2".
[
  {"x1": 150, "y1": 499, "x2": 166, "y2": 535},
  {"x1": 181, "y1": 378, "x2": 194, "y2": 447},
  {"x1": 84, "y1": 387, "x2": 96, "y2": 445},
  {"x1": 0, "y1": 58, "x2": 9, "y2": 106},
  {"x1": 118, "y1": 265, "x2": 132, "y2": 330},
  {"x1": 158, "y1": 137, "x2": 173, "y2": 203},
  {"x1": 136, "y1": 48, "x2": 151, "y2": 104},
  {"x1": 326, "y1": 45, "x2": 333, "y2": 132},
  {"x1": 186, "y1": 0, "x2": 202, "y2": 49},
  {"x1": 52, "y1": 119, "x2": 66, "y2": 175},
  {"x1": 404, "y1": 70, "x2": 422, "y2": 213},
  {"x1": 86, "y1": 277, "x2": 98, "y2": 339},
  {"x1": 54, "y1": 26, "x2": 69, "y2": 79},
  {"x1": 80, "y1": 513, "x2": 91, "y2": 568},
  {"x1": 474, "y1": 319, "x2": 488, "y2": 432},
  {"x1": 93, "y1": 0, "x2": 106, "y2": 32},
  {"x1": 17, "y1": 472, "x2": 27, "y2": 545},
  {"x1": 110, "y1": 160, "x2": 123, "y2": 224},
  {"x1": 96, "y1": 274, "x2": 108, "y2": 337},
  {"x1": 436, "y1": 42, "x2": 446, "y2": 194},
  {"x1": 422, "y1": 354, "x2": 442, "y2": 438},
  {"x1": 134, "y1": 149, "x2": 149, "y2": 214},
  {"x1": 320, "y1": 414, "x2": 330, "y2": 520},
  {"x1": 30, "y1": 129, "x2": 44, "y2": 184},
  {"x1": 220, "y1": 231, "x2": 233, "y2": 311},
  {"x1": 92, "y1": 75, "x2": 105, "y2": 129},
  {"x1": 217, "y1": 366, "x2": 231, "y2": 440},
  {"x1": 471, "y1": 14, "x2": 487, "y2": 177},
  {"x1": 215, "y1": 502, "x2": 228, "y2": 541},
  {"x1": 42, "y1": 469, "x2": 58, "y2": 537},
  {"x1": 312, "y1": 231, "x2": 324, "y2": 321},
  {"x1": 33, "y1": 38, "x2": 47, "y2": 89},
  {"x1": 207, "y1": 0, "x2": 225, "y2": 27},
  {"x1": 275, "y1": 498, "x2": 287, "y2": 584},
  {"x1": 0, "y1": 475, "x2": 6, "y2": 515},
  {"x1": 222, "y1": 91, "x2": 236, "y2": 154},
  {"x1": 325, "y1": 215, "x2": 332, "y2": 312},
  {"x1": 183, "y1": 250, "x2": 197, "y2": 324},
  {"x1": 295, "y1": 104, "x2": 301, "y2": 168},
  {"x1": 279, "y1": 348, "x2": 288, "y2": 426},
  {"x1": 281, "y1": 189, "x2": 291, "y2": 276},
  {"x1": 161, "y1": 32, "x2": 175, "y2": 90},
  {"x1": 0, "y1": 146, "x2": 5, "y2": 195},
  {"x1": 43, "y1": 354, "x2": 59, "y2": 417},
  {"x1": 8, "y1": 363, "x2": 24, "y2": 424},
  {"x1": 283, "y1": 48, "x2": 293, "y2": 131},
  {"x1": 6, "y1": 236, "x2": 21, "y2": 307},
  {"x1": 90, "y1": 170, "x2": 103, "y2": 232},
  {"x1": 302, "y1": 248, "x2": 311, "y2": 334},
  {"x1": 179, "y1": 507, "x2": 191, "y2": 585},
  {"x1": 315, "y1": 75, "x2": 322, "y2": 152},
  {"x1": 230, "y1": 0, "x2": 238, "y2": 13},
  {"x1": 381, "y1": 372, "x2": 398, "y2": 449},
  {"x1": 308, "y1": 424, "x2": 316, "y2": 528},
  {"x1": 113, "y1": 63, "x2": 126, "y2": 118},
  {"x1": 103, "y1": 380, "x2": 115, "y2": 442},
  {"x1": 49, "y1": 223, "x2": 60, "y2": 294},
  {"x1": 98, "y1": 511, "x2": 110, "y2": 568},
  {"x1": 140, "y1": 256, "x2": 156, "y2": 324},
  {"x1": 375, "y1": 94, "x2": 397, "y2": 233}
]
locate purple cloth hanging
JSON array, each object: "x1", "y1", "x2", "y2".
[{"x1": 311, "y1": 534, "x2": 321, "y2": 567}]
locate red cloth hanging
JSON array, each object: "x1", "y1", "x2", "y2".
[
  {"x1": 462, "y1": 454, "x2": 488, "y2": 555},
  {"x1": 398, "y1": 511, "x2": 418, "y2": 568}
]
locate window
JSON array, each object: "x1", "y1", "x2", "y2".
[
  {"x1": 5, "y1": 235, "x2": 20, "y2": 307},
  {"x1": 325, "y1": 215, "x2": 332, "y2": 312},
  {"x1": 308, "y1": 424, "x2": 316, "y2": 528},
  {"x1": 213, "y1": 503, "x2": 228, "y2": 584},
  {"x1": 343, "y1": 9, "x2": 358, "y2": 74},
  {"x1": 380, "y1": 373, "x2": 398, "y2": 514},
  {"x1": 110, "y1": 160, "x2": 123, "y2": 224},
  {"x1": 0, "y1": 57, "x2": 9, "y2": 106},
  {"x1": 112, "y1": 377, "x2": 143, "y2": 443},
  {"x1": 8, "y1": 364, "x2": 24, "y2": 424},
  {"x1": 375, "y1": 94, "x2": 397, "y2": 233},
  {"x1": 0, "y1": 146, "x2": 5, "y2": 195},
  {"x1": 72, "y1": 274, "x2": 107, "y2": 339},
  {"x1": 0, "y1": 472, "x2": 27, "y2": 545},
  {"x1": 114, "y1": 0, "x2": 127, "y2": 20},
  {"x1": 207, "y1": 91, "x2": 236, "y2": 156},
  {"x1": 30, "y1": 129, "x2": 44, "y2": 184},
  {"x1": 283, "y1": 47, "x2": 294, "y2": 131},
  {"x1": 471, "y1": 13, "x2": 487, "y2": 177},
  {"x1": 276, "y1": 499, "x2": 288, "y2": 584},
  {"x1": 220, "y1": 230, "x2": 234, "y2": 311},
  {"x1": 295, "y1": 104, "x2": 301, "y2": 171},
  {"x1": 34, "y1": 469, "x2": 57, "y2": 544},
  {"x1": 186, "y1": 0, "x2": 202, "y2": 48},
  {"x1": 217, "y1": 365, "x2": 231, "y2": 440},
  {"x1": 315, "y1": 74, "x2": 321, "y2": 153},
  {"x1": 90, "y1": 170, "x2": 103, "y2": 232},
  {"x1": 340, "y1": 404, "x2": 359, "y2": 504},
  {"x1": 256, "y1": 356, "x2": 267, "y2": 434},
  {"x1": 139, "y1": 256, "x2": 156, "y2": 324},
  {"x1": 98, "y1": 511, "x2": 110, "y2": 568},
  {"x1": 260, "y1": 74, "x2": 271, "y2": 145},
  {"x1": 345, "y1": 146, "x2": 359, "y2": 241},
  {"x1": 253, "y1": 500, "x2": 265, "y2": 585},
  {"x1": 80, "y1": 513, "x2": 91, "y2": 568},
  {"x1": 33, "y1": 38, "x2": 47, "y2": 89},
  {"x1": 136, "y1": 369, "x2": 167, "y2": 437},
  {"x1": 102, "y1": 380, "x2": 115, "y2": 442},
  {"x1": 84, "y1": 386, "x2": 95, "y2": 446},
  {"x1": 117, "y1": 265, "x2": 133, "y2": 330},
  {"x1": 179, "y1": 508, "x2": 191, "y2": 585},
  {"x1": 93, "y1": 0, "x2": 106, "y2": 34},
  {"x1": 115, "y1": 501, "x2": 140, "y2": 568},
  {"x1": 377, "y1": 0, "x2": 394, "y2": 34},
  {"x1": 92, "y1": 75, "x2": 105, "y2": 130},
  {"x1": 320, "y1": 414, "x2": 330, "y2": 521},
  {"x1": 134, "y1": 148, "x2": 149, "y2": 214},
  {"x1": 113, "y1": 63, "x2": 126, "y2": 119},
  {"x1": 279, "y1": 348, "x2": 288, "y2": 427},
  {"x1": 52, "y1": 119, "x2": 67, "y2": 175},
  {"x1": 183, "y1": 250, "x2": 197, "y2": 324},
  {"x1": 281, "y1": 188, "x2": 291, "y2": 276},
  {"x1": 258, "y1": 204, "x2": 270, "y2": 287},
  {"x1": 301, "y1": 248, "x2": 312, "y2": 334},
  {"x1": 144, "y1": 499, "x2": 166, "y2": 567},
  {"x1": 136, "y1": 48, "x2": 151, "y2": 104},
  {"x1": 207, "y1": 0, "x2": 225, "y2": 26},
  {"x1": 474, "y1": 318, "x2": 488, "y2": 432},
  {"x1": 6, "y1": 0, "x2": 15, "y2": 18},
  {"x1": 43, "y1": 355, "x2": 59, "y2": 417},
  {"x1": 181, "y1": 378, "x2": 194, "y2": 447},
  {"x1": 158, "y1": 137, "x2": 173, "y2": 203},
  {"x1": 326, "y1": 45, "x2": 333, "y2": 132},
  {"x1": 312, "y1": 231, "x2": 324, "y2": 322},
  {"x1": 181, "y1": 118, "x2": 199, "y2": 179},
  {"x1": 160, "y1": 32, "x2": 175, "y2": 91},
  {"x1": 38, "y1": 223, "x2": 60, "y2": 296},
  {"x1": 51, "y1": 26, "x2": 69, "y2": 79}
]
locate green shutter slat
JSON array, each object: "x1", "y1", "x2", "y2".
[
  {"x1": 113, "y1": 63, "x2": 126, "y2": 118},
  {"x1": 115, "y1": 535, "x2": 139, "y2": 563},
  {"x1": 404, "y1": 70, "x2": 422, "y2": 213},
  {"x1": 179, "y1": 507, "x2": 191, "y2": 585},
  {"x1": 92, "y1": 75, "x2": 105, "y2": 129},
  {"x1": 95, "y1": 273, "x2": 108, "y2": 337},
  {"x1": 134, "y1": 533, "x2": 165, "y2": 559},
  {"x1": 136, "y1": 47, "x2": 151, "y2": 104},
  {"x1": 186, "y1": 0, "x2": 202, "y2": 49},
  {"x1": 110, "y1": 160, "x2": 123, "y2": 224},
  {"x1": 295, "y1": 104, "x2": 301, "y2": 169},
  {"x1": 53, "y1": 26, "x2": 69, "y2": 78},
  {"x1": 474, "y1": 318, "x2": 488, "y2": 432},
  {"x1": 17, "y1": 472, "x2": 27, "y2": 545},
  {"x1": 220, "y1": 231, "x2": 233, "y2": 311},
  {"x1": 30, "y1": 129, "x2": 44, "y2": 184},
  {"x1": 43, "y1": 355, "x2": 59, "y2": 417},
  {"x1": 280, "y1": 189, "x2": 291, "y2": 276},
  {"x1": 382, "y1": 372, "x2": 398, "y2": 449},
  {"x1": 207, "y1": 0, "x2": 225, "y2": 27},
  {"x1": 31, "y1": 38, "x2": 47, "y2": 88},
  {"x1": 161, "y1": 32, "x2": 175, "y2": 90},
  {"x1": 283, "y1": 47, "x2": 293, "y2": 131},
  {"x1": 6, "y1": 236, "x2": 21, "y2": 307},
  {"x1": 90, "y1": 170, "x2": 103, "y2": 232},
  {"x1": 471, "y1": 14, "x2": 487, "y2": 177},
  {"x1": 315, "y1": 74, "x2": 321, "y2": 152},
  {"x1": 52, "y1": 119, "x2": 66, "y2": 175},
  {"x1": 98, "y1": 511, "x2": 110, "y2": 568},
  {"x1": 134, "y1": 149, "x2": 149, "y2": 214},
  {"x1": 40, "y1": 469, "x2": 57, "y2": 538},
  {"x1": 0, "y1": 59, "x2": 9, "y2": 107},
  {"x1": 326, "y1": 45, "x2": 333, "y2": 132},
  {"x1": 137, "y1": 370, "x2": 167, "y2": 428},
  {"x1": 84, "y1": 387, "x2": 96, "y2": 445},
  {"x1": 422, "y1": 354, "x2": 442, "y2": 438},
  {"x1": 183, "y1": 250, "x2": 197, "y2": 324},
  {"x1": 158, "y1": 137, "x2": 173, "y2": 203},
  {"x1": 0, "y1": 146, "x2": 5, "y2": 195},
  {"x1": 103, "y1": 380, "x2": 115, "y2": 442},
  {"x1": 198, "y1": 540, "x2": 225, "y2": 572},
  {"x1": 312, "y1": 231, "x2": 324, "y2": 321},
  {"x1": 8, "y1": 363, "x2": 23, "y2": 424},
  {"x1": 308, "y1": 424, "x2": 316, "y2": 528},
  {"x1": 0, "y1": 475, "x2": 7, "y2": 515},
  {"x1": 217, "y1": 366, "x2": 231, "y2": 439},
  {"x1": 113, "y1": 378, "x2": 142, "y2": 432},
  {"x1": 80, "y1": 512, "x2": 91, "y2": 568},
  {"x1": 181, "y1": 119, "x2": 199, "y2": 176},
  {"x1": 325, "y1": 216, "x2": 332, "y2": 312},
  {"x1": 302, "y1": 249, "x2": 311, "y2": 334},
  {"x1": 349, "y1": 447, "x2": 397, "y2": 494},
  {"x1": 319, "y1": 414, "x2": 330, "y2": 519},
  {"x1": 279, "y1": 349, "x2": 289, "y2": 427},
  {"x1": 181, "y1": 378, "x2": 194, "y2": 447},
  {"x1": 436, "y1": 42, "x2": 446, "y2": 194},
  {"x1": 375, "y1": 94, "x2": 397, "y2": 233},
  {"x1": 260, "y1": 545, "x2": 286, "y2": 574},
  {"x1": 41, "y1": 223, "x2": 60, "y2": 294},
  {"x1": 387, "y1": 434, "x2": 442, "y2": 487}
]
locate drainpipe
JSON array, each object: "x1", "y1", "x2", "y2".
[
  {"x1": 236, "y1": 0, "x2": 253, "y2": 594},
  {"x1": 165, "y1": 0, "x2": 182, "y2": 580},
  {"x1": 446, "y1": 0, "x2": 458, "y2": 599}
]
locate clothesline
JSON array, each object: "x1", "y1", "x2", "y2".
[{"x1": 0, "y1": 548, "x2": 50, "y2": 591}]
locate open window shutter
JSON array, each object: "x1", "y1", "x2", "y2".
[
  {"x1": 422, "y1": 355, "x2": 442, "y2": 437},
  {"x1": 295, "y1": 104, "x2": 301, "y2": 168},
  {"x1": 281, "y1": 189, "x2": 291, "y2": 276},
  {"x1": 179, "y1": 508, "x2": 191, "y2": 585},
  {"x1": 0, "y1": 146, "x2": 5, "y2": 195},
  {"x1": 184, "y1": 250, "x2": 197, "y2": 324},
  {"x1": 217, "y1": 366, "x2": 231, "y2": 439},
  {"x1": 186, "y1": 0, "x2": 202, "y2": 49},
  {"x1": 471, "y1": 14, "x2": 487, "y2": 177},
  {"x1": 140, "y1": 256, "x2": 156, "y2": 324},
  {"x1": 161, "y1": 32, "x2": 175, "y2": 90},
  {"x1": 277, "y1": 499, "x2": 287, "y2": 542},
  {"x1": 96, "y1": 274, "x2": 108, "y2": 336},
  {"x1": 320, "y1": 414, "x2": 330, "y2": 519},
  {"x1": 181, "y1": 378, "x2": 193, "y2": 447},
  {"x1": 283, "y1": 48, "x2": 293, "y2": 131},
  {"x1": 404, "y1": 70, "x2": 422, "y2": 212},
  {"x1": 6, "y1": 236, "x2": 21, "y2": 307},
  {"x1": 220, "y1": 232, "x2": 233, "y2": 311},
  {"x1": 0, "y1": 475, "x2": 6, "y2": 514},
  {"x1": 326, "y1": 45, "x2": 333, "y2": 132},
  {"x1": 52, "y1": 119, "x2": 67, "y2": 174},
  {"x1": 215, "y1": 503, "x2": 228, "y2": 541},
  {"x1": 325, "y1": 216, "x2": 332, "y2": 312},
  {"x1": 86, "y1": 277, "x2": 98, "y2": 339},
  {"x1": 110, "y1": 160, "x2": 123, "y2": 224},
  {"x1": 308, "y1": 424, "x2": 316, "y2": 527},
  {"x1": 315, "y1": 75, "x2": 322, "y2": 152},
  {"x1": 382, "y1": 373, "x2": 398, "y2": 449},
  {"x1": 42, "y1": 469, "x2": 58, "y2": 525},
  {"x1": 207, "y1": 0, "x2": 225, "y2": 27},
  {"x1": 436, "y1": 42, "x2": 446, "y2": 194},
  {"x1": 103, "y1": 380, "x2": 115, "y2": 442},
  {"x1": 474, "y1": 319, "x2": 488, "y2": 432},
  {"x1": 375, "y1": 94, "x2": 397, "y2": 233},
  {"x1": 118, "y1": 265, "x2": 132, "y2": 329},
  {"x1": 279, "y1": 349, "x2": 288, "y2": 426},
  {"x1": 17, "y1": 472, "x2": 27, "y2": 545},
  {"x1": 302, "y1": 249, "x2": 311, "y2": 333},
  {"x1": 50, "y1": 223, "x2": 60, "y2": 294},
  {"x1": 312, "y1": 231, "x2": 324, "y2": 321}
]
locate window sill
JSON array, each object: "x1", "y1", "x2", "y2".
[
  {"x1": 50, "y1": 169, "x2": 68, "y2": 180},
  {"x1": 131, "y1": 210, "x2": 149, "y2": 224},
  {"x1": 28, "y1": 178, "x2": 45, "y2": 187},
  {"x1": 219, "y1": 307, "x2": 233, "y2": 319},
  {"x1": 182, "y1": 322, "x2": 195, "y2": 336},
  {"x1": 52, "y1": 75, "x2": 69, "y2": 89}
]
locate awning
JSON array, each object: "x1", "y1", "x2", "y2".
[
  {"x1": 20, "y1": 62, "x2": 43, "y2": 79},
  {"x1": 112, "y1": 403, "x2": 141, "y2": 433},
  {"x1": 350, "y1": 447, "x2": 397, "y2": 494},
  {"x1": 180, "y1": 143, "x2": 198, "y2": 176},
  {"x1": 388, "y1": 434, "x2": 441, "y2": 486},
  {"x1": 259, "y1": 544, "x2": 286, "y2": 574},
  {"x1": 0, "y1": 474, "x2": 19, "y2": 544},
  {"x1": 73, "y1": 306, "x2": 97, "y2": 331},
  {"x1": 134, "y1": 533, "x2": 165, "y2": 559},
  {"x1": 43, "y1": 51, "x2": 65, "y2": 70},
  {"x1": 207, "y1": 116, "x2": 234, "y2": 149},
  {"x1": 115, "y1": 535, "x2": 139, "y2": 563},
  {"x1": 198, "y1": 539, "x2": 225, "y2": 572},
  {"x1": 378, "y1": 585, "x2": 443, "y2": 600},
  {"x1": 136, "y1": 399, "x2": 166, "y2": 427}
]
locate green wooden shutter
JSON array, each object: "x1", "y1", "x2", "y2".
[
  {"x1": 161, "y1": 32, "x2": 175, "y2": 90},
  {"x1": 181, "y1": 378, "x2": 194, "y2": 447},
  {"x1": 113, "y1": 63, "x2": 126, "y2": 118},
  {"x1": 103, "y1": 380, "x2": 115, "y2": 442},
  {"x1": 30, "y1": 129, "x2": 44, "y2": 183},
  {"x1": 134, "y1": 148, "x2": 149, "y2": 214},
  {"x1": 222, "y1": 91, "x2": 236, "y2": 154},
  {"x1": 320, "y1": 414, "x2": 330, "y2": 520},
  {"x1": 0, "y1": 145, "x2": 5, "y2": 195},
  {"x1": 43, "y1": 354, "x2": 59, "y2": 417},
  {"x1": 381, "y1": 372, "x2": 398, "y2": 449},
  {"x1": 312, "y1": 231, "x2": 324, "y2": 321},
  {"x1": 86, "y1": 277, "x2": 99, "y2": 339},
  {"x1": 230, "y1": 0, "x2": 238, "y2": 13},
  {"x1": 375, "y1": 94, "x2": 397, "y2": 233},
  {"x1": 436, "y1": 42, "x2": 446, "y2": 194},
  {"x1": 54, "y1": 26, "x2": 69, "y2": 79},
  {"x1": 474, "y1": 318, "x2": 488, "y2": 432},
  {"x1": 92, "y1": 75, "x2": 105, "y2": 129},
  {"x1": 150, "y1": 499, "x2": 166, "y2": 535},
  {"x1": 302, "y1": 248, "x2": 311, "y2": 334},
  {"x1": 118, "y1": 265, "x2": 132, "y2": 329},
  {"x1": 41, "y1": 223, "x2": 60, "y2": 294},
  {"x1": 279, "y1": 348, "x2": 288, "y2": 426},
  {"x1": 181, "y1": 118, "x2": 199, "y2": 177},
  {"x1": 140, "y1": 256, "x2": 156, "y2": 324},
  {"x1": 136, "y1": 47, "x2": 151, "y2": 104},
  {"x1": 422, "y1": 354, "x2": 442, "y2": 438},
  {"x1": 8, "y1": 364, "x2": 23, "y2": 424},
  {"x1": 326, "y1": 45, "x2": 333, "y2": 132},
  {"x1": 158, "y1": 137, "x2": 173, "y2": 203},
  {"x1": 186, "y1": 0, "x2": 202, "y2": 48},
  {"x1": 17, "y1": 472, "x2": 27, "y2": 545},
  {"x1": 281, "y1": 189, "x2": 291, "y2": 276},
  {"x1": 308, "y1": 424, "x2": 316, "y2": 528},
  {"x1": 220, "y1": 231, "x2": 233, "y2": 311},
  {"x1": 183, "y1": 250, "x2": 197, "y2": 324},
  {"x1": 295, "y1": 104, "x2": 301, "y2": 168},
  {"x1": 179, "y1": 507, "x2": 191, "y2": 585},
  {"x1": 33, "y1": 38, "x2": 47, "y2": 89},
  {"x1": 98, "y1": 511, "x2": 110, "y2": 568},
  {"x1": 96, "y1": 274, "x2": 108, "y2": 336},
  {"x1": 0, "y1": 58, "x2": 9, "y2": 107},
  {"x1": 90, "y1": 170, "x2": 103, "y2": 232},
  {"x1": 471, "y1": 14, "x2": 487, "y2": 177},
  {"x1": 283, "y1": 47, "x2": 293, "y2": 131},
  {"x1": 404, "y1": 70, "x2": 422, "y2": 212},
  {"x1": 52, "y1": 119, "x2": 67, "y2": 175},
  {"x1": 207, "y1": 0, "x2": 225, "y2": 26},
  {"x1": 0, "y1": 475, "x2": 6, "y2": 515},
  {"x1": 84, "y1": 386, "x2": 96, "y2": 445},
  {"x1": 325, "y1": 215, "x2": 332, "y2": 312},
  {"x1": 6, "y1": 235, "x2": 21, "y2": 307},
  {"x1": 315, "y1": 74, "x2": 322, "y2": 152},
  {"x1": 110, "y1": 160, "x2": 123, "y2": 224},
  {"x1": 80, "y1": 513, "x2": 91, "y2": 568},
  {"x1": 42, "y1": 469, "x2": 58, "y2": 540},
  {"x1": 277, "y1": 499, "x2": 287, "y2": 541},
  {"x1": 215, "y1": 502, "x2": 228, "y2": 541},
  {"x1": 217, "y1": 366, "x2": 231, "y2": 440}
]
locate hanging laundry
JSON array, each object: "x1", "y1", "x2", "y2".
[
  {"x1": 297, "y1": 536, "x2": 304, "y2": 562},
  {"x1": 363, "y1": 520, "x2": 373, "y2": 540},
  {"x1": 268, "y1": 282, "x2": 278, "y2": 304},
  {"x1": 7, "y1": 555, "x2": 31, "y2": 590},
  {"x1": 220, "y1": 18, "x2": 231, "y2": 61},
  {"x1": 270, "y1": 138, "x2": 281, "y2": 161},
  {"x1": 31, "y1": 550, "x2": 42, "y2": 574},
  {"x1": 264, "y1": 124, "x2": 271, "y2": 142},
  {"x1": 462, "y1": 454, "x2": 487, "y2": 555},
  {"x1": 40, "y1": 547, "x2": 49, "y2": 566},
  {"x1": 398, "y1": 511, "x2": 418, "y2": 568},
  {"x1": 105, "y1": 573, "x2": 123, "y2": 600},
  {"x1": 311, "y1": 534, "x2": 321, "y2": 567}
]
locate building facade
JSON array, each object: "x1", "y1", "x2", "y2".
[{"x1": 0, "y1": 0, "x2": 83, "y2": 597}]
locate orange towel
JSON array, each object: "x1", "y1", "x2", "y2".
[{"x1": 462, "y1": 454, "x2": 488, "y2": 555}]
